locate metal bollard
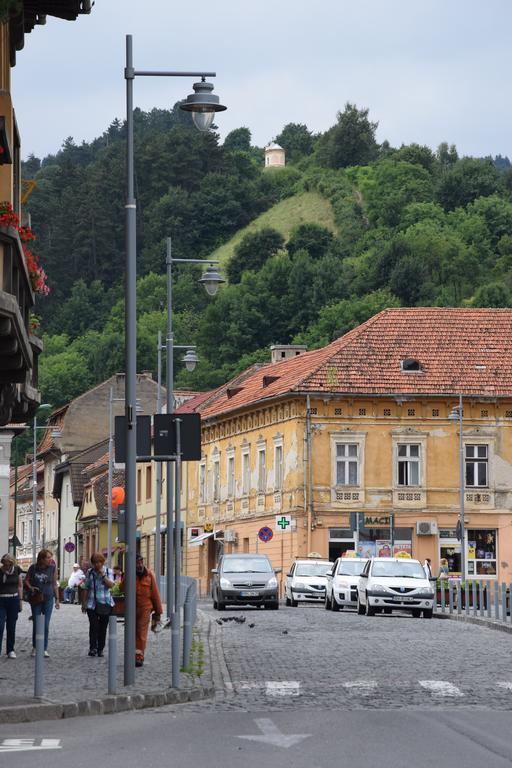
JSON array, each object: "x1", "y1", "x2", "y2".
[
  {"x1": 464, "y1": 581, "x2": 469, "y2": 616},
  {"x1": 494, "y1": 581, "x2": 500, "y2": 621},
  {"x1": 502, "y1": 583, "x2": 507, "y2": 625},
  {"x1": 182, "y1": 601, "x2": 192, "y2": 670},
  {"x1": 440, "y1": 583, "x2": 446, "y2": 613},
  {"x1": 472, "y1": 581, "x2": 477, "y2": 617},
  {"x1": 448, "y1": 582, "x2": 454, "y2": 613},
  {"x1": 487, "y1": 581, "x2": 493, "y2": 619},
  {"x1": 171, "y1": 611, "x2": 180, "y2": 689},
  {"x1": 456, "y1": 581, "x2": 462, "y2": 615},
  {"x1": 479, "y1": 581, "x2": 485, "y2": 617},
  {"x1": 34, "y1": 612, "x2": 45, "y2": 698},
  {"x1": 108, "y1": 614, "x2": 117, "y2": 695}
]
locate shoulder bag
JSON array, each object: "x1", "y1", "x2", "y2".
[{"x1": 93, "y1": 571, "x2": 112, "y2": 617}]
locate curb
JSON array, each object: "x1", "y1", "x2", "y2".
[
  {"x1": 0, "y1": 684, "x2": 215, "y2": 724},
  {"x1": 434, "y1": 611, "x2": 512, "y2": 634}
]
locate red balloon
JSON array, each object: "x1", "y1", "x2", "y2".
[{"x1": 112, "y1": 486, "x2": 125, "y2": 508}]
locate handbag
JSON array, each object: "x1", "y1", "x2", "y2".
[
  {"x1": 29, "y1": 589, "x2": 44, "y2": 607},
  {"x1": 93, "y1": 571, "x2": 112, "y2": 617}
]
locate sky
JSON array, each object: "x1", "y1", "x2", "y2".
[{"x1": 10, "y1": 0, "x2": 512, "y2": 160}]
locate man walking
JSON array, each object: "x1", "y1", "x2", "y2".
[{"x1": 124, "y1": 554, "x2": 163, "y2": 668}]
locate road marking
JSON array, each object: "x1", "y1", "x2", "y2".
[
  {"x1": 419, "y1": 680, "x2": 464, "y2": 697},
  {"x1": 497, "y1": 682, "x2": 512, "y2": 691},
  {"x1": 0, "y1": 739, "x2": 61, "y2": 753},
  {"x1": 237, "y1": 718, "x2": 311, "y2": 749},
  {"x1": 342, "y1": 680, "x2": 378, "y2": 695},
  {"x1": 266, "y1": 681, "x2": 300, "y2": 697}
]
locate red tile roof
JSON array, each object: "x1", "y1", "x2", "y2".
[{"x1": 196, "y1": 308, "x2": 512, "y2": 420}]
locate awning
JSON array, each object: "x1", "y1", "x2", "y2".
[{"x1": 188, "y1": 531, "x2": 214, "y2": 546}]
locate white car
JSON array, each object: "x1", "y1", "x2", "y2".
[
  {"x1": 356, "y1": 557, "x2": 435, "y2": 618},
  {"x1": 285, "y1": 559, "x2": 332, "y2": 606},
  {"x1": 325, "y1": 557, "x2": 368, "y2": 611}
]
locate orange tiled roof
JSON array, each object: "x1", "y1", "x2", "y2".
[{"x1": 196, "y1": 308, "x2": 512, "y2": 420}]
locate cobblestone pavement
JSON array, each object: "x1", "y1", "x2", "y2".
[
  {"x1": 0, "y1": 603, "x2": 208, "y2": 704},
  {"x1": 154, "y1": 600, "x2": 512, "y2": 715}
]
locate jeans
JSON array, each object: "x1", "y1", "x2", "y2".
[
  {"x1": 31, "y1": 597, "x2": 54, "y2": 651},
  {"x1": 63, "y1": 587, "x2": 76, "y2": 603},
  {"x1": 87, "y1": 609, "x2": 109, "y2": 654},
  {"x1": 0, "y1": 596, "x2": 20, "y2": 654}
]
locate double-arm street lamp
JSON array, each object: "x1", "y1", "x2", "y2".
[
  {"x1": 124, "y1": 34, "x2": 226, "y2": 686},
  {"x1": 449, "y1": 395, "x2": 465, "y2": 581},
  {"x1": 31, "y1": 404, "x2": 57, "y2": 565}
]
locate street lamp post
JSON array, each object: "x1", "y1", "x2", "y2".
[
  {"x1": 123, "y1": 34, "x2": 225, "y2": 686},
  {"x1": 449, "y1": 395, "x2": 465, "y2": 581},
  {"x1": 32, "y1": 404, "x2": 53, "y2": 564}
]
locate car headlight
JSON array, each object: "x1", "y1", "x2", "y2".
[
  {"x1": 294, "y1": 581, "x2": 307, "y2": 590},
  {"x1": 268, "y1": 576, "x2": 278, "y2": 588},
  {"x1": 220, "y1": 577, "x2": 232, "y2": 589},
  {"x1": 371, "y1": 583, "x2": 389, "y2": 593},
  {"x1": 417, "y1": 587, "x2": 433, "y2": 596},
  {"x1": 336, "y1": 580, "x2": 350, "y2": 588}
]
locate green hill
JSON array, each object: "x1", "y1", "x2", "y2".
[{"x1": 208, "y1": 191, "x2": 337, "y2": 270}]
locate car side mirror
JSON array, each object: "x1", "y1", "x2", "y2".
[
  {"x1": 287, "y1": 573, "x2": 293, "y2": 577},
  {"x1": 360, "y1": 572, "x2": 368, "y2": 578},
  {"x1": 325, "y1": 571, "x2": 332, "y2": 576},
  {"x1": 274, "y1": 568, "x2": 282, "y2": 574},
  {"x1": 211, "y1": 568, "x2": 218, "y2": 574}
]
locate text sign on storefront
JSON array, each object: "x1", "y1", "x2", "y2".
[{"x1": 364, "y1": 516, "x2": 390, "y2": 527}]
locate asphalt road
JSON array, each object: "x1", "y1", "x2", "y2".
[{"x1": 3, "y1": 602, "x2": 512, "y2": 767}]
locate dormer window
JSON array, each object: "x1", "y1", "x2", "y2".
[{"x1": 401, "y1": 358, "x2": 422, "y2": 372}]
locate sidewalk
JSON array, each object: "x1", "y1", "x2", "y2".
[{"x1": 0, "y1": 604, "x2": 213, "y2": 723}]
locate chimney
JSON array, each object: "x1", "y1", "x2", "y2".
[{"x1": 270, "y1": 344, "x2": 307, "y2": 364}]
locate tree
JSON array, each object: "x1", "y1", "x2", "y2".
[
  {"x1": 275, "y1": 123, "x2": 314, "y2": 162},
  {"x1": 359, "y1": 161, "x2": 433, "y2": 227},
  {"x1": 436, "y1": 158, "x2": 501, "y2": 211},
  {"x1": 472, "y1": 283, "x2": 511, "y2": 307},
  {"x1": 223, "y1": 128, "x2": 252, "y2": 153},
  {"x1": 227, "y1": 227, "x2": 285, "y2": 283},
  {"x1": 287, "y1": 223, "x2": 334, "y2": 260},
  {"x1": 316, "y1": 103, "x2": 378, "y2": 169},
  {"x1": 390, "y1": 144, "x2": 437, "y2": 173}
]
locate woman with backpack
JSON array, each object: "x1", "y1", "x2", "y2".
[{"x1": 80, "y1": 552, "x2": 114, "y2": 657}]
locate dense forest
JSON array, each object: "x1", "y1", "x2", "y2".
[{"x1": 23, "y1": 102, "x2": 512, "y2": 407}]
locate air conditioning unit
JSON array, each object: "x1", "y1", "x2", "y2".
[
  {"x1": 224, "y1": 530, "x2": 238, "y2": 543},
  {"x1": 416, "y1": 520, "x2": 438, "y2": 536}
]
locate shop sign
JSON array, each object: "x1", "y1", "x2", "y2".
[
  {"x1": 204, "y1": 522, "x2": 213, "y2": 532},
  {"x1": 364, "y1": 515, "x2": 390, "y2": 527}
]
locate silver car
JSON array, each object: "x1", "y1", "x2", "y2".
[{"x1": 211, "y1": 554, "x2": 279, "y2": 610}]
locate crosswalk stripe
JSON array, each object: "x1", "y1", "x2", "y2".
[
  {"x1": 266, "y1": 681, "x2": 301, "y2": 697},
  {"x1": 342, "y1": 680, "x2": 378, "y2": 695},
  {"x1": 419, "y1": 680, "x2": 463, "y2": 697},
  {"x1": 497, "y1": 682, "x2": 512, "y2": 691}
]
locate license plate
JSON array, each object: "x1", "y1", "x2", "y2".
[
  {"x1": 240, "y1": 591, "x2": 258, "y2": 597},
  {"x1": 392, "y1": 596, "x2": 414, "y2": 602}
]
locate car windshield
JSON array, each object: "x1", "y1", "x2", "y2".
[
  {"x1": 371, "y1": 561, "x2": 426, "y2": 579},
  {"x1": 222, "y1": 558, "x2": 272, "y2": 574},
  {"x1": 336, "y1": 560, "x2": 366, "y2": 576},
  {"x1": 295, "y1": 563, "x2": 331, "y2": 577}
]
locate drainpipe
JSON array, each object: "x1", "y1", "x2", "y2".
[{"x1": 306, "y1": 395, "x2": 313, "y2": 554}]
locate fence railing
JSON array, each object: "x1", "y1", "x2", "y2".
[{"x1": 437, "y1": 580, "x2": 511, "y2": 623}]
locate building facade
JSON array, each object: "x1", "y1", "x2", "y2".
[{"x1": 184, "y1": 308, "x2": 512, "y2": 595}]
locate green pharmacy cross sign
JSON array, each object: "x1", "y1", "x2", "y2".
[{"x1": 276, "y1": 515, "x2": 292, "y2": 531}]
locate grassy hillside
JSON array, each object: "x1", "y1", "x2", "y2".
[{"x1": 208, "y1": 191, "x2": 337, "y2": 270}]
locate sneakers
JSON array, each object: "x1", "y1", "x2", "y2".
[
  {"x1": 44, "y1": 650, "x2": 50, "y2": 658},
  {"x1": 97, "y1": 651, "x2": 104, "y2": 658},
  {"x1": 135, "y1": 655, "x2": 144, "y2": 668},
  {"x1": 7, "y1": 651, "x2": 16, "y2": 659},
  {"x1": 88, "y1": 649, "x2": 96, "y2": 657}
]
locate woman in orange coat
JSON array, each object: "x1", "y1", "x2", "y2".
[{"x1": 131, "y1": 554, "x2": 163, "y2": 667}]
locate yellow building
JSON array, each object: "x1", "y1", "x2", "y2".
[{"x1": 184, "y1": 308, "x2": 512, "y2": 595}]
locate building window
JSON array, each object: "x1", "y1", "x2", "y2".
[
  {"x1": 137, "y1": 469, "x2": 142, "y2": 503},
  {"x1": 467, "y1": 529, "x2": 497, "y2": 577},
  {"x1": 227, "y1": 456, "x2": 235, "y2": 498},
  {"x1": 257, "y1": 449, "x2": 266, "y2": 493},
  {"x1": 274, "y1": 444, "x2": 283, "y2": 490},
  {"x1": 199, "y1": 463, "x2": 206, "y2": 504},
  {"x1": 145, "y1": 466, "x2": 152, "y2": 501},
  {"x1": 213, "y1": 459, "x2": 220, "y2": 502},
  {"x1": 465, "y1": 445, "x2": 488, "y2": 487},
  {"x1": 336, "y1": 443, "x2": 358, "y2": 486},
  {"x1": 242, "y1": 451, "x2": 250, "y2": 496},
  {"x1": 397, "y1": 444, "x2": 420, "y2": 486}
]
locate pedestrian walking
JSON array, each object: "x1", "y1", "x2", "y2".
[
  {"x1": 63, "y1": 563, "x2": 85, "y2": 604},
  {"x1": 0, "y1": 554, "x2": 23, "y2": 658},
  {"x1": 80, "y1": 553, "x2": 114, "y2": 658},
  {"x1": 24, "y1": 548, "x2": 60, "y2": 657},
  {"x1": 122, "y1": 554, "x2": 162, "y2": 668}
]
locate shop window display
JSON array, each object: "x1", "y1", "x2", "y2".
[{"x1": 467, "y1": 529, "x2": 496, "y2": 577}]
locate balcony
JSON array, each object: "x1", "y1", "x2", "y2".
[{"x1": 0, "y1": 225, "x2": 41, "y2": 424}]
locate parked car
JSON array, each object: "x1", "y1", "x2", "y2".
[
  {"x1": 211, "y1": 554, "x2": 280, "y2": 610},
  {"x1": 325, "y1": 557, "x2": 368, "y2": 611},
  {"x1": 285, "y1": 558, "x2": 332, "y2": 606},
  {"x1": 356, "y1": 557, "x2": 435, "y2": 618}
]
